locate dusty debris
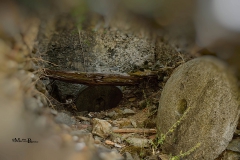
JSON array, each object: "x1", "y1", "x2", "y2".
[
  {"x1": 92, "y1": 118, "x2": 112, "y2": 138},
  {"x1": 105, "y1": 140, "x2": 123, "y2": 148},
  {"x1": 125, "y1": 137, "x2": 150, "y2": 148},
  {"x1": 235, "y1": 130, "x2": 240, "y2": 136},
  {"x1": 105, "y1": 111, "x2": 118, "y2": 118},
  {"x1": 122, "y1": 108, "x2": 135, "y2": 115},
  {"x1": 128, "y1": 97, "x2": 136, "y2": 102},
  {"x1": 130, "y1": 119, "x2": 137, "y2": 128},
  {"x1": 94, "y1": 136, "x2": 103, "y2": 144},
  {"x1": 158, "y1": 154, "x2": 171, "y2": 160},
  {"x1": 221, "y1": 151, "x2": 240, "y2": 160},
  {"x1": 71, "y1": 130, "x2": 90, "y2": 136},
  {"x1": 76, "y1": 116, "x2": 91, "y2": 121},
  {"x1": 99, "y1": 151, "x2": 123, "y2": 160}
]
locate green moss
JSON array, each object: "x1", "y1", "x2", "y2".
[
  {"x1": 151, "y1": 104, "x2": 193, "y2": 151},
  {"x1": 170, "y1": 143, "x2": 201, "y2": 160}
]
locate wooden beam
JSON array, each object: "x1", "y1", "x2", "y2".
[{"x1": 43, "y1": 69, "x2": 158, "y2": 86}]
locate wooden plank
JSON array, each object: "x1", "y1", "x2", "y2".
[{"x1": 43, "y1": 69, "x2": 158, "y2": 86}]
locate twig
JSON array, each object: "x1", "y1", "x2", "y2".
[
  {"x1": 112, "y1": 128, "x2": 157, "y2": 134},
  {"x1": 43, "y1": 69, "x2": 158, "y2": 86}
]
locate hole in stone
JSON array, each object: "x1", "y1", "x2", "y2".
[
  {"x1": 177, "y1": 99, "x2": 187, "y2": 115},
  {"x1": 75, "y1": 86, "x2": 123, "y2": 112},
  {"x1": 65, "y1": 95, "x2": 74, "y2": 104},
  {"x1": 180, "y1": 83, "x2": 184, "y2": 90},
  {"x1": 237, "y1": 116, "x2": 240, "y2": 130},
  {"x1": 95, "y1": 97, "x2": 105, "y2": 111}
]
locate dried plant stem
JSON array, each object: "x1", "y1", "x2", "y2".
[{"x1": 112, "y1": 128, "x2": 156, "y2": 134}]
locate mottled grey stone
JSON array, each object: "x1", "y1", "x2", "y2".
[{"x1": 54, "y1": 81, "x2": 83, "y2": 101}]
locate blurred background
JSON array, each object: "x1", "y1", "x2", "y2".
[{"x1": 1, "y1": 0, "x2": 240, "y2": 72}]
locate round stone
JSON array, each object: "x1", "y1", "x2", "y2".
[
  {"x1": 76, "y1": 86, "x2": 122, "y2": 112},
  {"x1": 156, "y1": 56, "x2": 240, "y2": 159}
]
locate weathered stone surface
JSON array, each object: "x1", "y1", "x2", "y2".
[
  {"x1": 54, "y1": 81, "x2": 83, "y2": 101},
  {"x1": 156, "y1": 56, "x2": 240, "y2": 159}
]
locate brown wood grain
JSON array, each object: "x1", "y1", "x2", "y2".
[{"x1": 43, "y1": 69, "x2": 158, "y2": 86}]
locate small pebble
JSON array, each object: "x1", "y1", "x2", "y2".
[
  {"x1": 72, "y1": 136, "x2": 79, "y2": 142},
  {"x1": 92, "y1": 118, "x2": 112, "y2": 138},
  {"x1": 122, "y1": 109, "x2": 135, "y2": 115},
  {"x1": 75, "y1": 142, "x2": 86, "y2": 151},
  {"x1": 128, "y1": 97, "x2": 136, "y2": 102},
  {"x1": 125, "y1": 137, "x2": 150, "y2": 148},
  {"x1": 114, "y1": 143, "x2": 123, "y2": 148},
  {"x1": 105, "y1": 140, "x2": 115, "y2": 145}
]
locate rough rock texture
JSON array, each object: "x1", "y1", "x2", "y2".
[
  {"x1": 38, "y1": 11, "x2": 190, "y2": 102},
  {"x1": 156, "y1": 56, "x2": 240, "y2": 159},
  {"x1": 53, "y1": 81, "x2": 85, "y2": 101},
  {"x1": 38, "y1": 13, "x2": 156, "y2": 102}
]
